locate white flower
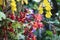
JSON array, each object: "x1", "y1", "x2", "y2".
[
  {"x1": 0, "y1": 12, "x2": 6, "y2": 21},
  {"x1": 56, "y1": 13, "x2": 59, "y2": 16},
  {"x1": 27, "y1": 8, "x2": 34, "y2": 15}
]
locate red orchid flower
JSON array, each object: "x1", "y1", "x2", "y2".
[
  {"x1": 33, "y1": 21, "x2": 38, "y2": 30},
  {"x1": 20, "y1": 12, "x2": 26, "y2": 18},
  {"x1": 38, "y1": 22, "x2": 44, "y2": 29},
  {"x1": 19, "y1": 12, "x2": 27, "y2": 22},
  {"x1": 8, "y1": 14, "x2": 16, "y2": 20},
  {"x1": 7, "y1": 27, "x2": 14, "y2": 32},
  {"x1": 32, "y1": 35, "x2": 37, "y2": 40},
  {"x1": 33, "y1": 21, "x2": 44, "y2": 30},
  {"x1": 24, "y1": 27, "x2": 29, "y2": 35},
  {"x1": 35, "y1": 14, "x2": 43, "y2": 21}
]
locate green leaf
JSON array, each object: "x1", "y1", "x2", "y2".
[
  {"x1": 7, "y1": 18, "x2": 15, "y2": 22},
  {"x1": 52, "y1": 34, "x2": 59, "y2": 40},
  {"x1": 46, "y1": 30, "x2": 53, "y2": 37},
  {"x1": 12, "y1": 22, "x2": 21, "y2": 28},
  {"x1": 45, "y1": 36, "x2": 51, "y2": 40},
  {"x1": 56, "y1": 27, "x2": 60, "y2": 31},
  {"x1": 54, "y1": 20, "x2": 60, "y2": 24},
  {"x1": 57, "y1": 0, "x2": 60, "y2": 2},
  {"x1": 33, "y1": 4, "x2": 38, "y2": 9},
  {"x1": 0, "y1": 6, "x2": 2, "y2": 11}
]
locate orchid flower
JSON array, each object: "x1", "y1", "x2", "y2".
[
  {"x1": 35, "y1": 14, "x2": 43, "y2": 21},
  {"x1": 43, "y1": 0, "x2": 52, "y2": 18},
  {"x1": 10, "y1": 0, "x2": 17, "y2": 13}
]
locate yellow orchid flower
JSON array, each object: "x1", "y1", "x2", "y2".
[
  {"x1": 43, "y1": 0, "x2": 52, "y2": 18},
  {"x1": 45, "y1": 2, "x2": 50, "y2": 6},
  {"x1": 10, "y1": 2, "x2": 16, "y2": 7},
  {"x1": 43, "y1": 0, "x2": 48, "y2": 5},
  {"x1": 45, "y1": 6, "x2": 52, "y2": 11},
  {"x1": 45, "y1": 14, "x2": 51, "y2": 18},
  {"x1": 43, "y1": 0, "x2": 52, "y2": 11},
  {"x1": 46, "y1": 11, "x2": 52, "y2": 15},
  {"x1": 10, "y1": 0, "x2": 17, "y2": 13},
  {"x1": 39, "y1": 10, "x2": 43, "y2": 14},
  {"x1": 38, "y1": 3, "x2": 43, "y2": 14},
  {"x1": 43, "y1": 0, "x2": 50, "y2": 5},
  {"x1": 45, "y1": 11, "x2": 52, "y2": 18},
  {"x1": 0, "y1": 0, "x2": 3, "y2": 5}
]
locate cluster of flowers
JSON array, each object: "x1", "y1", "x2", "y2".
[
  {"x1": 38, "y1": 0, "x2": 52, "y2": 18},
  {"x1": 7, "y1": 8, "x2": 44, "y2": 40}
]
